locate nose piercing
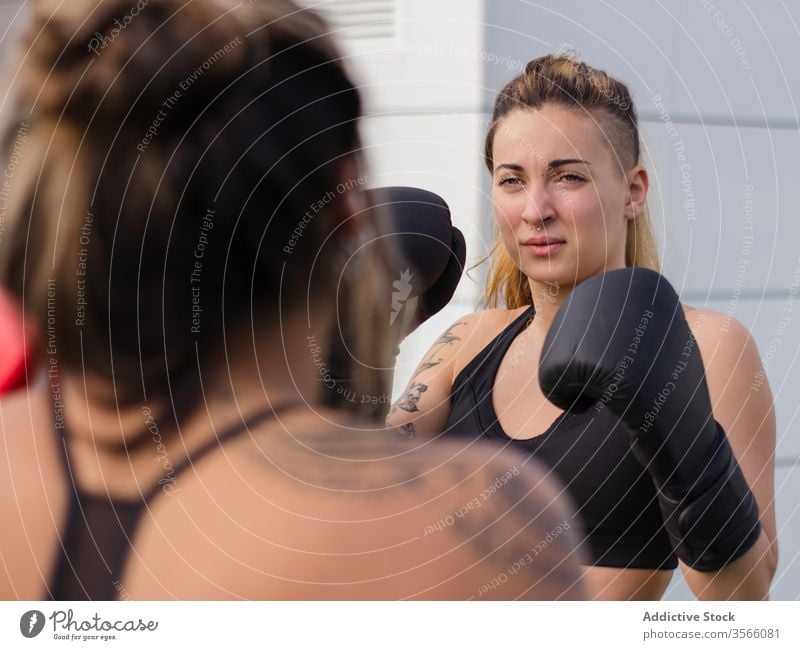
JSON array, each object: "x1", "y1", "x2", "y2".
[{"x1": 528, "y1": 222, "x2": 544, "y2": 231}]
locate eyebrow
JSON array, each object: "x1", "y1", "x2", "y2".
[{"x1": 493, "y1": 159, "x2": 591, "y2": 173}]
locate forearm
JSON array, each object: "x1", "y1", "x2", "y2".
[{"x1": 682, "y1": 531, "x2": 775, "y2": 600}]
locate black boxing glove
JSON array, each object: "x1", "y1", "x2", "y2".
[
  {"x1": 538, "y1": 267, "x2": 761, "y2": 571},
  {"x1": 325, "y1": 187, "x2": 465, "y2": 416},
  {"x1": 362, "y1": 186, "x2": 465, "y2": 340}
]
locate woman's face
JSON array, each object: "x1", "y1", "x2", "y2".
[{"x1": 490, "y1": 104, "x2": 644, "y2": 289}]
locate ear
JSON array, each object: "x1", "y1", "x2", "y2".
[{"x1": 624, "y1": 164, "x2": 649, "y2": 220}]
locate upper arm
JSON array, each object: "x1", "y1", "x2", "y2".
[
  {"x1": 386, "y1": 314, "x2": 476, "y2": 438},
  {"x1": 687, "y1": 309, "x2": 778, "y2": 567}
]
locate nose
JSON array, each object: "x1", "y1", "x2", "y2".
[{"x1": 521, "y1": 183, "x2": 556, "y2": 229}]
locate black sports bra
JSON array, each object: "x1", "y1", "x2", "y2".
[
  {"x1": 444, "y1": 305, "x2": 677, "y2": 570},
  {"x1": 48, "y1": 401, "x2": 299, "y2": 600}
]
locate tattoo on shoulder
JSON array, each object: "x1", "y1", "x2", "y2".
[
  {"x1": 435, "y1": 321, "x2": 467, "y2": 347},
  {"x1": 438, "y1": 462, "x2": 581, "y2": 595},
  {"x1": 412, "y1": 359, "x2": 442, "y2": 378}
]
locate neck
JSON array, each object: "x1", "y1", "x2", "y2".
[
  {"x1": 52, "y1": 307, "x2": 344, "y2": 497},
  {"x1": 215, "y1": 307, "x2": 329, "y2": 414},
  {"x1": 58, "y1": 306, "x2": 339, "y2": 451},
  {"x1": 526, "y1": 261, "x2": 629, "y2": 334},
  {"x1": 526, "y1": 280, "x2": 569, "y2": 337}
]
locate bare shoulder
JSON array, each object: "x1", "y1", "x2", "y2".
[
  {"x1": 450, "y1": 306, "x2": 531, "y2": 378},
  {"x1": 0, "y1": 388, "x2": 39, "y2": 475},
  {"x1": 683, "y1": 302, "x2": 746, "y2": 331},
  {"x1": 459, "y1": 305, "x2": 530, "y2": 335},
  {"x1": 443, "y1": 306, "x2": 529, "y2": 342},
  {"x1": 124, "y1": 417, "x2": 585, "y2": 599},
  {"x1": 0, "y1": 390, "x2": 29, "y2": 503},
  {"x1": 681, "y1": 304, "x2": 756, "y2": 356},
  {"x1": 0, "y1": 386, "x2": 67, "y2": 599},
  {"x1": 417, "y1": 306, "x2": 529, "y2": 374},
  {"x1": 0, "y1": 386, "x2": 36, "y2": 425},
  {"x1": 681, "y1": 304, "x2": 771, "y2": 403}
]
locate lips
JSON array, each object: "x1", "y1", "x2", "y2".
[
  {"x1": 522, "y1": 235, "x2": 565, "y2": 246},
  {"x1": 521, "y1": 235, "x2": 565, "y2": 257}
]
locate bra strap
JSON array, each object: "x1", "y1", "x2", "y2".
[{"x1": 140, "y1": 400, "x2": 304, "y2": 503}]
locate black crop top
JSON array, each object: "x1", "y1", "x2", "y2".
[
  {"x1": 48, "y1": 402, "x2": 299, "y2": 600},
  {"x1": 444, "y1": 305, "x2": 677, "y2": 570}
]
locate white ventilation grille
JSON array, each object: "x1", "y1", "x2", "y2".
[{"x1": 299, "y1": 0, "x2": 396, "y2": 41}]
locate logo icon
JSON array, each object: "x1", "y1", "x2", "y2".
[
  {"x1": 390, "y1": 268, "x2": 413, "y2": 325},
  {"x1": 20, "y1": 610, "x2": 45, "y2": 638}
]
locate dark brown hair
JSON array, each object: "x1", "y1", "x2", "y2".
[{"x1": 0, "y1": 0, "x2": 391, "y2": 419}]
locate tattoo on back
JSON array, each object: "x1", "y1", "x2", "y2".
[{"x1": 251, "y1": 422, "x2": 582, "y2": 597}]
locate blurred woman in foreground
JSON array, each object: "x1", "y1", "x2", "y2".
[{"x1": 0, "y1": 0, "x2": 585, "y2": 599}]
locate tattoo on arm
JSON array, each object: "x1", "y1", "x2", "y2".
[
  {"x1": 394, "y1": 422, "x2": 416, "y2": 439},
  {"x1": 395, "y1": 382, "x2": 428, "y2": 413},
  {"x1": 388, "y1": 358, "x2": 440, "y2": 416},
  {"x1": 387, "y1": 320, "x2": 466, "y2": 418}
]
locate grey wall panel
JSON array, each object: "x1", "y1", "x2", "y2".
[
  {"x1": 485, "y1": 0, "x2": 800, "y2": 125},
  {"x1": 671, "y1": 1, "x2": 800, "y2": 125},
  {"x1": 772, "y1": 463, "x2": 800, "y2": 600},
  {"x1": 483, "y1": 0, "x2": 675, "y2": 114},
  {"x1": 643, "y1": 122, "x2": 800, "y2": 296}
]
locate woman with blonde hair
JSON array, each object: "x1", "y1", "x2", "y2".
[
  {"x1": 0, "y1": 2, "x2": 585, "y2": 600},
  {"x1": 388, "y1": 54, "x2": 777, "y2": 600}
]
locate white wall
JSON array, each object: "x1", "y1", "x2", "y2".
[{"x1": 335, "y1": 0, "x2": 491, "y2": 393}]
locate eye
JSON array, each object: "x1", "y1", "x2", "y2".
[
  {"x1": 556, "y1": 173, "x2": 584, "y2": 184},
  {"x1": 498, "y1": 176, "x2": 523, "y2": 187}
]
